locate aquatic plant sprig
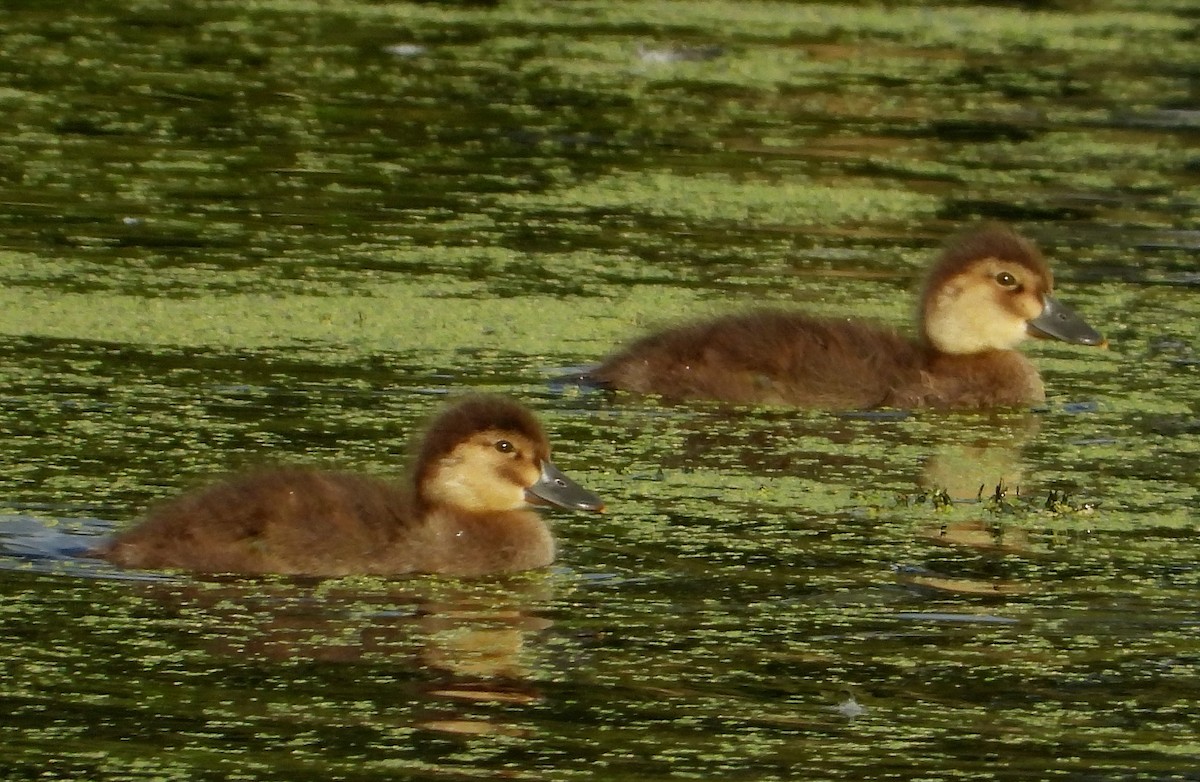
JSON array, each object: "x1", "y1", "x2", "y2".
[
  {"x1": 893, "y1": 488, "x2": 954, "y2": 510},
  {"x1": 896, "y1": 480, "x2": 1100, "y2": 518}
]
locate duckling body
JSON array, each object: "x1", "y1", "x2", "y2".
[
  {"x1": 98, "y1": 396, "x2": 604, "y2": 577},
  {"x1": 588, "y1": 225, "x2": 1103, "y2": 409}
]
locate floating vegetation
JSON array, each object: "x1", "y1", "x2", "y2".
[
  {"x1": 1, "y1": 0, "x2": 1198, "y2": 780},
  {"x1": 506, "y1": 171, "x2": 943, "y2": 226},
  {"x1": 895, "y1": 487, "x2": 954, "y2": 510}
]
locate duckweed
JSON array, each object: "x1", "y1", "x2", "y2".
[{"x1": 2, "y1": 0, "x2": 1198, "y2": 779}]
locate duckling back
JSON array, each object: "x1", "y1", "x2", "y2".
[
  {"x1": 101, "y1": 469, "x2": 415, "y2": 576},
  {"x1": 589, "y1": 309, "x2": 926, "y2": 409}
]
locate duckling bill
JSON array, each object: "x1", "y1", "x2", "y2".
[
  {"x1": 587, "y1": 224, "x2": 1104, "y2": 409},
  {"x1": 95, "y1": 395, "x2": 604, "y2": 577}
]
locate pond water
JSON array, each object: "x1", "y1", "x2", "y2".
[{"x1": 1, "y1": 0, "x2": 1198, "y2": 779}]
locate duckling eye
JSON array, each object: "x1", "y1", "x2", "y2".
[
  {"x1": 494, "y1": 440, "x2": 515, "y2": 454},
  {"x1": 995, "y1": 271, "x2": 1018, "y2": 288}
]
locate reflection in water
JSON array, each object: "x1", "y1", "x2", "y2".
[
  {"x1": 920, "y1": 519, "x2": 1032, "y2": 555},
  {"x1": 185, "y1": 577, "x2": 558, "y2": 737},
  {"x1": 894, "y1": 562, "x2": 1028, "y2": 597},
  {"x1": 919, "y1": 412, "x2": 1040, "y2": 500},
  {"x1": 620, "y1": 400, "x2": 1039, "y2": 505}
]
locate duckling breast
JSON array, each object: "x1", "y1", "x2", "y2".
[
  {"x1": 385, "y1": 508, "x2": 555, "y2": 577},
  {"x1": 892, "y1": 350, "x2": 1045, "y2": 409}
]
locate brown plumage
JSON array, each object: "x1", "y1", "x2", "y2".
[
  {"x1": 588, "y1": 224, "x2": 1104, "y2": 409},
  {"x1": 96, "y1": 395, "x2": 604, "y2": 577}
]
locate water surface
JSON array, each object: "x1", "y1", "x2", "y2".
[{"x1": 1, "y1": 1, "x2": 1198, "y2": 779}]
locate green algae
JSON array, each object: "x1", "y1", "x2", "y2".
[
  {"x1": 0, "y1": 262, "x2": 704, "y2": 357},
  {"x1": 242, "y1": 0, "x2": 1193, "y2": 58},
  {"x1": 1, "y1": 0, "x2": 1198, "y2": 780},
  {"x1": 507, "y1": 170, "x2": 942, "y2": 226}
]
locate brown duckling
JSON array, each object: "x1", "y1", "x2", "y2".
[
  {"x1": 96, "y1": 395, "x2": 605, "y2": 577},
  {"x1": 587, "y1": 224, "x2": 1104, "y2": 409}
]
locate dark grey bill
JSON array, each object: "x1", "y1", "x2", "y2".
[
  {"x1": 526, "y1": 460, "x2": 605, "y2": 512},
  {"x1": 1028, "y1": 295, "x2": 1105, "y2": 345}
]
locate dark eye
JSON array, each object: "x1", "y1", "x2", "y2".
[
  {"x1": 495, "y1": 440, "x2": 514, "y2": 454},
  {"x1": 995, "y1": 271, "x2": 1018, "y2": 287}
]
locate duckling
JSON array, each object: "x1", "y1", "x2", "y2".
[
  {"x1": 96, "y1": 395, "x2": 605, "y2": 577},
  {"x1": 587, "y1": 224, "x2": 1104, "y2": 409}
]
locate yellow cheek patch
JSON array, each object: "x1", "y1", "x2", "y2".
[
  {"x1": 424, "y1": 438, "x2": 542, "y2": 514},
  {"x1": 924, "y1": 271, "x2": 1035, "y2": 354}
]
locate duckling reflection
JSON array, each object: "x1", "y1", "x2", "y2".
[
  {"x1": 916, "y1": 409, "x2": 1043, "y2": 501},
  {"x1": 117, "y1": 576, "x2": 561, "y2": 738},
  {"x1": 95, "y1": 395, "x2": 604, "y2": 577},
  {"x1": 643, "y1": 402, "x2": 1038, "y2": 505},
  {"x1": 588, "y1": 224, "x2": 1105, "y2": 409},
  {"x1": 920, "y1": 518, "x2": 1033, "y2": 555},
  {"x1": 894, "y1": 562, "x2": 1028, "y2": 596}
]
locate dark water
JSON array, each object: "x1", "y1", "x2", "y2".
[{"x1": 2, "y1": 1, "x2": 1198, "y2": 779}]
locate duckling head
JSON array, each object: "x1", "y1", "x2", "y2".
[
  {"x1": 919, "y1": 225, "x2": 1104, "y2": 355},
  {"x1": 413, "y1": 395, "x2": 605, "y2": 515}
]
